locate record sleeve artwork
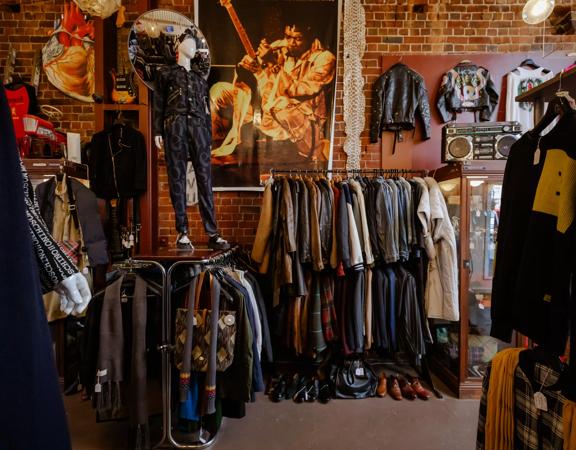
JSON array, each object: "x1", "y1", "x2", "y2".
[{"x1": 42, "y1": 2, "x2": 96, "y2": 102}]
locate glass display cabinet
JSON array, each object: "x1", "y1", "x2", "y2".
[{"x1": 430, "y1": 160, "x2": 513, "y2": 398}]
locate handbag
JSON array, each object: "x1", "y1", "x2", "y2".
[
  {"x1": 331, "y1": 359, "x2": 377, "y2": 399},
  {"x1": 174, "y1": 272, "x2": 236, "y2": 372}
]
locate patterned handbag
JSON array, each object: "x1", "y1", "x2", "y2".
[
  {"x1": 174, "y1": 307, "x2": 236, "y2": 372},
  {"x1": 174, "y1": 272, "x2": 237, "y2": 372}
]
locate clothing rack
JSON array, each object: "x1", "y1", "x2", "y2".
[
  {"x1": 270, "y1": 168, "x2": 428, "y2": 176},
  {"x1": 144, "y1": 246, "x2": 239, "y2": 450},
  {"x1": 263, "y1": 169, "x2": 443, "y2": 399}
]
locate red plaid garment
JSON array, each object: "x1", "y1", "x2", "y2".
[{"x1": 319, "y1": 274, "x2": 338, "y2": 342}]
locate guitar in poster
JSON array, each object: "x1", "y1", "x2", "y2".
[{"x1": 199, "y1": 0, "x2": 340, "y2": 189}]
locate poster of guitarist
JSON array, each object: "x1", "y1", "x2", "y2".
[{"x1": 199, "y1": 0, "x2": 339, "y2": 188}]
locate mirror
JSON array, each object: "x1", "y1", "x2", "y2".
[{"x1": 128, "y1": 9, "x2": 210, "y2": 90}]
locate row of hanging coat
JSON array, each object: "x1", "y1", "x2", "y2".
[
  {"x1": 251, "y1": 170, "x2": 459, "y2": 362},
  {"x1": 174, "y1": 263, "x2": 272, "y2": 424}
]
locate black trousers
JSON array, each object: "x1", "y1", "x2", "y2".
[{"x1": 163, "y1": 115, "x2": 218, "y2": 235}]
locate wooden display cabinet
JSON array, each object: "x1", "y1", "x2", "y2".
[
  {"x1": 93, "y1": 0, "x2": 158, "y2": 254},
  {"x1": 430, "y1": 160, "x2": 514, "y2": 398}
]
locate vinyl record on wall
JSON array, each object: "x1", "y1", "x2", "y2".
[{"x1": 128, "y1": 9, "x2": 211, "y2": 90}]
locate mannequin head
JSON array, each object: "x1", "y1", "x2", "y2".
[{"x1": 178, "y1": 35, "x2": 197, "y2": 59}]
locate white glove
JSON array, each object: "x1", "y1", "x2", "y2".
[{"x1": 55, "y1": 272, "x2": 92, "y2": 316}]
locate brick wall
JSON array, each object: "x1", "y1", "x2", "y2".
[{"x1": 2, "y1": 0, "x2": 574, "y2": 248}]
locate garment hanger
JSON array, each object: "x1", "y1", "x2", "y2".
[
  {"x1": 529, "y1": 73, "x2": 576, "y2": 137},
  {"x1": 520, "y1": 58, "x2": 540, "y2": 69}
]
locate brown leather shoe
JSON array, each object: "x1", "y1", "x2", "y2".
[
  {"x1": 388, "y1": 375, "x2": 403, "y2": 401},
  {"x1": 409, "y1": 376, "x2": 431, "y2": 400},
  {"x1": 399, "y1": 377, "x2": 417, "y2": 400},
  {"x1": 376, "y1": 372, "x2": 387, "y2": 397}
]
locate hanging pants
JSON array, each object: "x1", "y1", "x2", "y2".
[{"x1": 163, "y1": 114, "x2": 218, "y2": 235}]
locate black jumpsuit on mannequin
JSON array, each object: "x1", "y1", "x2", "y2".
[{"x1": 153, "y1": 63, "x2": 218, "y2": 237}]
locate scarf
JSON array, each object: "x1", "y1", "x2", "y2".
[
  {"x1": 95, "y1": 274, "x2": 148, "y2": 427},
  {"x1": 484, "y1": 347, "x2": 523, "y2": 450}
]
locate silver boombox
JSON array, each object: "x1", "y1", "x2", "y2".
[{"x1": 442, "y1": 122, "x2": 522, "y2": 162}]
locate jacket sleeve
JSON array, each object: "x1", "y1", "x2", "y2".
[
  {"x1": 416, "y1": 78, "x2": 432, "y2": 139},
  {"x1": 436, "y1": 72, "x2": 454, "y2": 123},
  {"x1": 284, "y1": 50, "x2": 336, "y2": 98},
  {"x1": 369, "y1": 74, "x2": 386, "y2": 143},
  {"x1": 76, "y1": 183, "x2": 109, "y2": 267},
  {"x1": 134, "y1": 129, "x2": 147, "y2": 195},
  {"x1": 152, "y1": 70, "x2": 166, "y2": 138},
  {"x1": 21, "y1": 160, "x2": 78, "y2": 293},
  {"x1": 480, "y1": 69, "x2": 499, "y2": 121}
]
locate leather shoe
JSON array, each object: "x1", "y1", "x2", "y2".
[
  {"x1": 388, "y1": 375, "x2": 403, "y2": 401},
  {"x1": 399, "y1": 376, "x2": 417, "y2": 400},
  {"x1": 376, "y1": 372, "x2": 387, "y2": 397},
  {"x1": 305, "y1": 377, "x2": 319, "y2": 402},
  {"x1": 269, "y1": 375, "x2": 287, "y2": 402},
  {"x1": 318, "y1": 380, "x2": 331, "y2": 404},
  {"x1": 292, "y1": 376, "x2": 309, "y2": 403},
  {"x1": 408, "y1": 376, "x2": 431, "y2": 400}
]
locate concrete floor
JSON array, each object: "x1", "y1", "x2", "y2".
[{"x1": 65, "y1": 389, "x2": 480, "y2": 450}]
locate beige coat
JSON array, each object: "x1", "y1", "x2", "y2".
[{"x1": 424, "y1": 177, "x2": 459, "y2": 322}]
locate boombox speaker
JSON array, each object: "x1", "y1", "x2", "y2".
[{"x1": 442, "y1": 122, "x2": 522, "y2": 162}]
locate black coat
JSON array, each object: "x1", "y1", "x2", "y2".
[
  {"x1": 89, "y1": 124, "x2": 147, "y2": 199},
  {"x1": 369, "y1": 63, "x2": 432, "y2": 143},
  {"x1": 0, "y1": 86, "x2": 71, "y2": 449}
]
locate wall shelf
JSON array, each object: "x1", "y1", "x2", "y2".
[{"x1": 516, "y1": 65, "x2": 576, "y2": 102}]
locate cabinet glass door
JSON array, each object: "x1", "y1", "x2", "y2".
[
  {"x1": 432, "y1": 178, "x2": 462, "y2": 378},
  {"x1": 466, "y1": 177, "x2": 508, "y2": 379}
]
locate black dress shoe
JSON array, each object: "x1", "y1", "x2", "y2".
[
  {"x1": 318, "y1": 380, "x2": 331, "y2": 404},
  {"x1": 292, "y1": 376, "x2": 309, "y2": 403},
  {"x1": 285, "y1": 373, "x2": 300, "y2": 399},
  {"x1": 305, "y1": 378, "x2": 319, "y2": 402},
  {"x1": 269, "y1": 375, "x2": 287, "y2": 403}
]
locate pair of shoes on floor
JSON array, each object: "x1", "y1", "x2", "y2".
[
  {"x1": 268, "y1": 375, "x2": 288, "y2": 403},
  {"x1": 387, "y1": 374, "x2": 431, "y2": 401},
  {"x1": 292, "y1": 375, "x2": 319, "y2": 403}
]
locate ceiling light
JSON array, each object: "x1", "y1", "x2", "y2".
[{"x1": 522, "y1": 0, "x2": 555, "y2": 24}]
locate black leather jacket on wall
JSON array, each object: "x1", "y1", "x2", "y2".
[
  {"x1": 436, "y1": 61, "x2": 499, "y2": 122},
  {"x1": 369, "y1": 63, "x2": 432, "y2": 144}
]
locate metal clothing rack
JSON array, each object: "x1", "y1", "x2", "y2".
[
  {"x1": 270, "y1": 168, "x2": 428, "y2": 176},
  {"x1": 107, "y1": 258, "x2": 168, "y2": 449},
  {"x1": 136, "y1": 246, "x2": 239, "y2": 450}
]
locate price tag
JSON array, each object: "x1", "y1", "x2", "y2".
[
  {"x1": 355, "y1": 367, "x2": 365, "y2": 377},
  {"x1": 94, "y1": 383, "x2": 102, "y2": 393},
  {"x1": 534, "y1": 392, "x2": 548, "y2": 411},
  {"x1": 534, "y1": 147, "x2": 541, "y2": 166}
]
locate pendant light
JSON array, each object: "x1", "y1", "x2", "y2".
[{"x1": 522, "y1": 0, "x2": 555, "y2": 24}]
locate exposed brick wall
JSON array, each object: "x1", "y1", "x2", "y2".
[{"x1": 2, "y1": 0, "x2": 574, "y2": 249}]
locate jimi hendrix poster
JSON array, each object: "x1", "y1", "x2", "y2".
[{"x1": 199, "y1": 0, "x2": 340, "y2": 189}]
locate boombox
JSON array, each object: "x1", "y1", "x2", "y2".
[{"x1": 442, "y1": 122, "x2": 522, "y2": 162}]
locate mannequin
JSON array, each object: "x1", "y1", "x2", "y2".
[{"x1": 153, "y1": 31, "x2": 229, "y2": 251}]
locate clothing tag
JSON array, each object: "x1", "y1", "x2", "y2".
[
  {"x1": 94, "y1": 383, "x2": 102, "y2": 393},
  {"x1": 355, "y1": 367, "x2": 365, "y2": 377},
  {"x1": 199, "y1": 428, "x2": 210, "y2": 444},
  {"x1": 193, "y1": 316, "x2": 198, "y2": 326},
  {"x1": 533, "y1": 147, "x2": 541, "y2": 165},
  {"x1": 97, "y1": 369, "x2": 108, "y2": 377},
  {"x1": 121, "y1": 292, "x2": 128, "y2": 303},
  {"x1": 534, "y1": 392, "x2": 548, "y2": 411}
]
